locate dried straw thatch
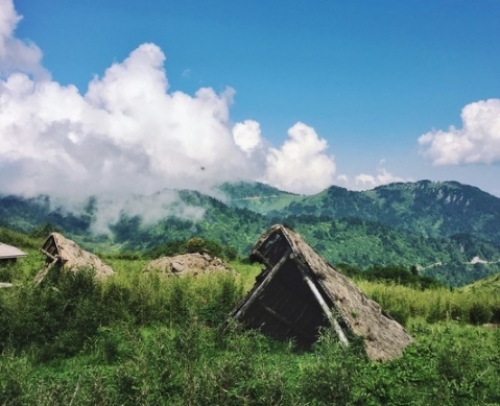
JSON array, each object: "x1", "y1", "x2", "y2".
[
  {"x1": 231, "y1": 224, "x2": 413, "y2": 361},
  {"x1": 35, "y1": 232, "x2": 114, "y2": 284},
  {"x1": 0, "y1": 242, "x2": 27, "y2": 262},
  {"x1": 144, "y1": 252, "x2": 234, "y2": 277}
]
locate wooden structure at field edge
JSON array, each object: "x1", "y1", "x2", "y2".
[{"x1": 231, "y1": 224, "x2": 413, "y2": 361}]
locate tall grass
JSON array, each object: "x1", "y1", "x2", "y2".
[
  {"x1": 1, "y1": 259, "x2": 500, "y2": 405},
  {"x1": 358, "y1": 280, "x2": 500, "y2": 326}
]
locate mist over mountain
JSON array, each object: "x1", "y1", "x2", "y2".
[{"x1": 1, "y1": 179, "x2": 500, "y2": 286}]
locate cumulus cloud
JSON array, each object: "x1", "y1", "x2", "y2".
[
  {"x1": 232, "y1": 120, "x2": 264, "y2": 156},
  {"x1": 419, "y1": 99, "x2": 500, "y2": 165},
  {"x1": 354, "y1": 160, "x2": 407, "y2": 189},
  {"x1": 0, "y1": 0, "x2": 49, "y2": 79},
  {"x1": 0, "y1": 0, "x2": 341, "y2": 235},
  {"x1": 0, "y1": 42, "x2": 259, "y2": 199},
  {"x1": 263, "y1": 122, "x2": 336, "y2": 194}
]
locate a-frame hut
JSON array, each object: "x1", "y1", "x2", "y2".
[
  {"x1": 231, "y1": 224, "x2": 413, "y2": 361},
  {"x1": 35, "y1": 232, "x2": 114, "y2": 284}
]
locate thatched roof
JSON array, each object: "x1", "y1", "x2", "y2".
[
  {"x1": 231, "y1": 224, "x2": 413, "y2": 361},
  {"x1": 144, "y1": 253, "x2": 234, "y2": 277},
  {"x1": 35, "y1": 232, "x2": 114, "y2": 283},
  {"x1": 0, "y1": 243, "x2": 27, "y2": 259}
]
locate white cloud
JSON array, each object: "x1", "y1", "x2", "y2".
[
  {"x1": 0, "y1": 41, "x2": 258, "y2": 199},
  {"x1": 354, "y1": 160, "x2": 407, "y2": 189},
  {"x1": 87, "y1": 191, "x2": 206, "y2": 235},
  {"x1": 263, "y1": 122, "x2": 336, "y2": 194},
  {"x1": 0, "y1": 0, "x2": 341, "y2": 222},
  {"x1": 0, "y1": 0, "x2": 19, "y2": 54},
  {"x1": 232, "y1": 120, "x2": 263, "y2": 155},
  {"x1": 418, "y1": 99, "x2": 500, "y2": 165},
  {"x1": 0, "y1": 0, "x2": 49, "y2": 80},
  {"x1": 0, "y1": 1, "x2": 341, "y2": 199}
]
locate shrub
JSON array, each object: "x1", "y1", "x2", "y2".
[{"x1": 468, "y1": 302, "x2": 492, "y2": 325}]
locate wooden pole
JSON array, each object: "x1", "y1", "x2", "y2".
[
  {"x1": 292, "y1": 255, "x2": 349, "y2": 347},
  {"x1": 34, "y1": 257, "x2": 58, "y2": 285}
]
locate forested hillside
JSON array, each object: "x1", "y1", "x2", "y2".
[
  {"x1": 221, "y1": 180, "x2": 500, "y2": 242},
  {"x1": 2, "y1": 180, "x2": 500, "y2": 286}
]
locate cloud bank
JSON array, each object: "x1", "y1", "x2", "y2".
[
  {"x1": 0, "y1": 0, "x2": 411, "y2": 216},
  {"x1": 419, "y1": 99, "x2": 500, "y2": 165},
  {"x1": 0, "y1": 0, "x2": 339, "y2": 200}
]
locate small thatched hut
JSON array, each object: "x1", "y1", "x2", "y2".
[
  {"x1": 144, "y1": 252, "x2": 234, "y2": 277},
  {"x1": 35, "y1": 232, "x2": 114, "y2": 284},
  {"x1": 231, "y1": 224, "x2": 413, "y2": 361},
  {"x1": 0, "y1": 242, "x2": 27, "y2": 265}
]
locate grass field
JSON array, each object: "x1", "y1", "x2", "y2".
[{"x1": 1, "y1": 257, "x2": 500, "y2": 405}]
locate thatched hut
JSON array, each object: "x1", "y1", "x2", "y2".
[
  {"x1": 35, "y1": 232, "x2": 114, "y2": 284},
  {"x1": 231, "y1": 224, "x2": 413, "y2": 361},
  {"x1": 0, "y1": 242, "x2": 27, "y2": 265},
  {"x1": 144, "y1": 252, "x2": 234, "y2": 277}
]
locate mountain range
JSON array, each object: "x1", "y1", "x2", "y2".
[{"x1": 1, "y1": 180, "x2": 499, "y2": 286}]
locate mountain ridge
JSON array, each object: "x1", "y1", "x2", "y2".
[
  {"x1": 219, "y1": 180, "x2": 500, "y2": 243},
  {"x1": 2, "y1": 179, "x2": 500, "y2": 286}
]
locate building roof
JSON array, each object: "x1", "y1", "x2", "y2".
[
  {"x1": 0, "y1": 243, "x2": 27, "y2": 259},
  {"x1": 232, "y1": 224, "x2": 413, "y2": 361},
  {"x1": 35, "y1": 232, "x2": 114, "y2": 284}
]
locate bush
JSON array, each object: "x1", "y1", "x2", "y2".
[{"x1": 469, "y1": 302, "x2": 492, "y2": 325}]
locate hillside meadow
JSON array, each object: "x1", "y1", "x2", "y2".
[{"x1": 1, "y1": 255, "x2": 500, "y2": 406}]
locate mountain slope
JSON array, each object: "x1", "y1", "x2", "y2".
[
  {"x1": 223, "y1": 180, "x2": 500, "y2": 243},
  {"x1": 110, "y1": 189, "x2": 270, "y2": 253},
  {"x1": 0, "y1": 190, "x2": 271, "y2": 254},
  {"x1": 462, "y1": 273, "x2": 500, "y2": 295},
  {"x1": 216, "y1": 181, "x2": 302, "y2": 214},
  {"x1": 2, "y1": 181, "x2": 500, "y2": 287},
  {"x1": 281, "y1": 214, "x2": 500, "y2": 286}
]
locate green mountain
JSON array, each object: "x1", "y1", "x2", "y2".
[
  {"x1": 215, "y1": 181, "x2": 302, "y2": 214},
  {"x1": 0, "y1": 194, "x2": 92, "y2": 235},
  {"x1": 281, "y1": 215, "x2": 500, "y2": 286},
  {"x1": 0, "y1": 189, "x2": 270, "y2": 254},
  {"x1": 221, "y1": 180, "x2": 500, "y2": 243},
  {"x1": 108, "y1": 189, "x2": 269, "y2": 253},
  {"x1": 2, "y1": 180, "x2": 500, "y2": 286}
]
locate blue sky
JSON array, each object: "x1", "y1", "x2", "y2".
[{"x1": 2, "y1": 0, "x2": 500, "y2": 197}]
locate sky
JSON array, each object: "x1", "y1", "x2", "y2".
[{"x1": 1, "y1": 0, "x2": 500, "y2": 199}]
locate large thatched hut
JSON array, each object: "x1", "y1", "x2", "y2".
[
  {"x1": 231, "y1": 224, "x2": 413, "y2": 361},
  {"x1": 35, "y1": 232, "x2": 114, "y2": 284}
]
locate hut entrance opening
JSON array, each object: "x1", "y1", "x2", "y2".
[{"x1": 235, "y1": 252, "x2": 331, "y2": 349}]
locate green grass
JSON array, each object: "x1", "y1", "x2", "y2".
[
  {"x1": 462, "y1": 273, "x2": 500, "y2": 295},
  {"x1": 359, "y1": 280, "x2": 500, "y2": 326},
  {"x1": 1, "y1": 258, "x2": 500, "y2": 405}
]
